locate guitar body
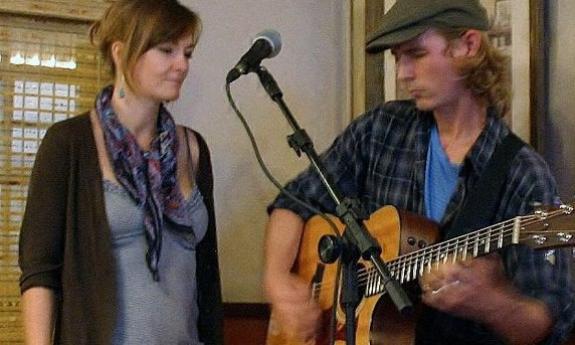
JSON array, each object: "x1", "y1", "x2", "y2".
[{"x1": 266, "y1": 206, "x2": 440, "y2": 345}]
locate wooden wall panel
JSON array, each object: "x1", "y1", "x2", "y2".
[{"x1": 0, "y1": 0, "x2": 107, "y2": 22}]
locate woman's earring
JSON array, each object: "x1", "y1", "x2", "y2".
[{"x1": 119, "y1": 75, "x2": 126, "y2": 98}]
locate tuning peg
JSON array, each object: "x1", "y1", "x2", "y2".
[
  {"x1": 531, "y1": 234, "x2": 547, "y2": 246},
  {"x1": 556, "y1": 232, "x2": 573, "y2": 243},
  {"x1": 559, "y1": 204, "x2": 574, "y2": 214},
  {"x1": 531, "y1": 201, "x2": 548, "y2": 218}
]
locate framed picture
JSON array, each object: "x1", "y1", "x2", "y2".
[{"x1": 370, "y1": 0, "x2": 545, "y2": 144}]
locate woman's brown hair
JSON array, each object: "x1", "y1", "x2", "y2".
[{"x1": 89, "y1": 0, "x2": 201, "y2": 92}]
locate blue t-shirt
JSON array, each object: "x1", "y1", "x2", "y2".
[{"x1": 424, "y1": 125, "x2": 461, "y2": 223}]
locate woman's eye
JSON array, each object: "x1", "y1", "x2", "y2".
[
  {"x1": 158, "y1": 47, "x2": 173, "y2": 54},
  {"x1": 184, "y1": 51, "x2": 193, "y2": 59}
]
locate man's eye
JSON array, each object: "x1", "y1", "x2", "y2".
[{"x1": 412, "y1": 50, "x2": 427, "y2": 58}]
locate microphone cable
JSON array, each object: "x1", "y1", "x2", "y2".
[{"x1": 226, "y1": 80, "x2": 342, "y2": 345}]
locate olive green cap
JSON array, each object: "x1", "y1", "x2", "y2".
[{"x1": 366, "y1": 0, "x2": 489, "y2": 54}]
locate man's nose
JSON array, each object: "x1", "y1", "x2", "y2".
[{"x1": 396, "y1": 57, "x2": 414, "y2": 82}]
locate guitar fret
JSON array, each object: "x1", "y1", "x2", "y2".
[
  {"x1": 453, "y1": 239, "x2": 459, "y2": 263},
  {"x1": 473, "y1": 237, "x2": 479, "y2": 257},
  {"x1": 366, "y1": 269, "x2": 372, "y2": 295},
  {"x1": 412, "y1": 257, "x2": 418, "y2": 280},
  {"x1": 420, "y1": 247, "x2": 429, "y2": 276},
  {"x1": 497, "y1": 225, "x2": 504, "y2": 248},
  {"x1": 399, "y1": 263, "x2": 405, "y2": 283},
  {"x1": 512, "y1": 217, "x2": 520, "y2": 244},
  {"x1": 370, "y1": 269, "x2": 377, "y2": 295},
  {"x1": 366, "y1": 270, "x2": 371, "y2": 295}
]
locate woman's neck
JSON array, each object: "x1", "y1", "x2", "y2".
[{"x1": 111, "y1": 87, "x2": 160, "y2": 151}]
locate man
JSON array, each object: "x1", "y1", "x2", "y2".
[{"x1": 264, "y1": 0, "x2": 575, "y2": 344}]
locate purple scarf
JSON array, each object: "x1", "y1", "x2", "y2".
[{"x1": 96, "y1": 86, "x2": 192, "y2": 281}]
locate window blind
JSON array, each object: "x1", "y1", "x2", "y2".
[
  {"x1": 0, "y1": 11, "x2": 109, "y2": 343},
  {"x1": 0, "y1": 0, "x2": 107, "y2": 21}
]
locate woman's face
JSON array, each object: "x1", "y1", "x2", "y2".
[{"x1": 131, "y1": 34, "x2": 195, "y2": 102}]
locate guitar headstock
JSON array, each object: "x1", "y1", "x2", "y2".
[{"x1": 519, "y1": 202, "x2": 575, "y2": 250}]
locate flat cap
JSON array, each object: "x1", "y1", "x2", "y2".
[{"x1": 366, "y1": 0, "x2": 489, "y2": 54}]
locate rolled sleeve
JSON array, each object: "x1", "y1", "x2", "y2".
[
  {"x1": 504, "y1": 244, "x2": 575, "y2": 345},
  {"x1": 19, "y1": 123, "x2": 70, "y2": 293}
]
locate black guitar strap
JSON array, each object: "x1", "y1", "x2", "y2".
[{"x1": 443, "y1": 132, "x2": 525, "y2": 240}]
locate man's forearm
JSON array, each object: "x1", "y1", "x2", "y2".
[{"x1": 263, "y1": 208, "x2": 305, "y2": 289}]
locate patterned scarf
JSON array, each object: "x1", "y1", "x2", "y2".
[{"x1": 96, "y1": 85, "x2": 193, "y2": 281}]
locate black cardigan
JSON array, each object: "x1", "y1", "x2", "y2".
[{"x1": 19, "y1": 113, "x2": 223, "y2": 344}]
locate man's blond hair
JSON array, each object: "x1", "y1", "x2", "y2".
[{"x1": 441, "y1": 28, "x2": 511, "y2": 117}]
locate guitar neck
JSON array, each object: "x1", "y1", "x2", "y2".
[{"x1": 363, "y1": 214, "x2": 533, "y2": 297}]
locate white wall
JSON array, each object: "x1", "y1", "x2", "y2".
[
  {"x1": 170, "y1": 1, "x2": 350, "y2": 302},
  {"x1": 547, "y1": 0, "x2": 575, "y2": 200},
  {"x1": 159, "y1": 0, "x2": 575, "y2": 303}
]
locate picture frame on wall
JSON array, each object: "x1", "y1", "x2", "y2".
[{"x1": 354, "y1": 0, "x2": 546, "y2": 144}]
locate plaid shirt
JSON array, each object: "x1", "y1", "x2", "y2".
[{"x1": 270, "y1": 101, "x2": 575, "y2": 344}]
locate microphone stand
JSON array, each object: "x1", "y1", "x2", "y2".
[{"x1": 255, "y1": 66, "x2": 413, "y2": 344}]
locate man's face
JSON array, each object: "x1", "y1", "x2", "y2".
[{"x1": 391, "y1": 30, "x2": 465, "y2": 112}]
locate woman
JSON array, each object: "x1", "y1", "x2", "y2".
[{"x1": 18, "y1": 1, "x2": 223, "y2": 344}]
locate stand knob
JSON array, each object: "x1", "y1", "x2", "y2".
[{"x1": 319, "y1": 235, "x2": 342, "y2": 264}]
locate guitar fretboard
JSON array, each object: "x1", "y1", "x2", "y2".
[{"x1": 363, "y1": 215, "x2": 532, "y2": 297}]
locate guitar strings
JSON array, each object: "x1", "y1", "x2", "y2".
[
  {"x1": 312, "y1": 215, "x2": 523, "y2": 295},
  {"x1": 311, "y1": 209, "x2": 568, "y2": 296}
]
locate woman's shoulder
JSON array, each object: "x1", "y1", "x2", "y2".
[
  {"x1": 176, "y1": 125, "x2": 210, "y2": 156},
  {"x1": 177, "y1": 125, "x2": 207, "y2": 144},
  {"x1": 47, "y1": 112, "x2": 92, "y2": 137},
  {"x1": 40, "y1": 112, "x2": 92, "y2": 149}
]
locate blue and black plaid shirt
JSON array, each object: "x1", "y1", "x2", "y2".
[{"x1": 270, "y1": 100, "x2": 575, "y2": 344}]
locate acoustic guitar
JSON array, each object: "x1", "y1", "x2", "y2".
[{"x1": 266, "y1": 203, "x2": 575, "y2": 345}]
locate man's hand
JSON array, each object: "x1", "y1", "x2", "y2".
[
  {"x1": 419, "y1": 253, "x2": 513, "y2": 321},
  {"x1": 264, "y1": 272, "x2": 321, "y2": 342},
  {"x1": 418, "y1": 253, "x2": 553, "y2": 344}
]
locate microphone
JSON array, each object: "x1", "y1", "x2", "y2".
[{"x1": 226, "y1": 29, "x2": 282, "y2": 83}]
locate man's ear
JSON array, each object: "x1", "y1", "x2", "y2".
[
  {"x1": 111, "y1": 41, "x2": 124, "y2": 73},
  {"x1": 451, "y1": 29, "x2": 482, "y2": 58}
]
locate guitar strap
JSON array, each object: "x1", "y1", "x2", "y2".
[
  {"x1": 443, "y1": 132, "x2": 525, "y2": 240},
  {"x1": 416, "y1": 132, "x2": 526, "y2": 345}
]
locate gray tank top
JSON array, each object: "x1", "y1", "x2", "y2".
[{"x1": 103, "y1": 180, "x2": 208, "y2": 345}]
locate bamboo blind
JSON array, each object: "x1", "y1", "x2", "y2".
[
  {"x1": 0, "y1": 0, "x2": 108, "y2": 22},
  {"x1": 0, "y1": 11, "x2": 109, "y2": 343}
]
